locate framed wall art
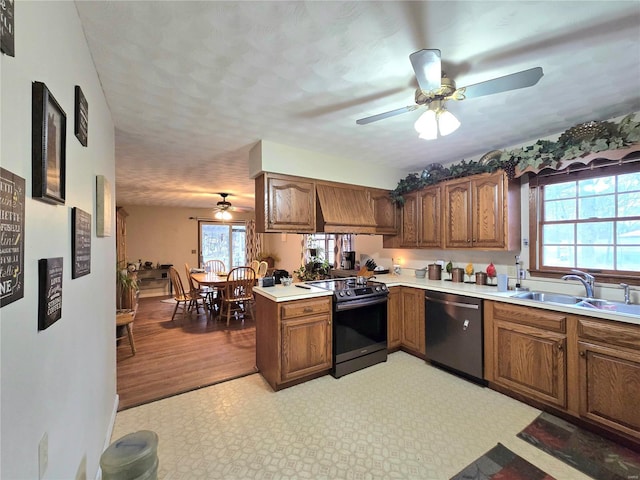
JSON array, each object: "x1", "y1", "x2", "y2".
[
  {"x1": 96, "y1": 175, "x2": 112, "y2": 237},
  {"x1": 71, "y1": 207, "x2": 91, "y2": 278},
  {"x1": 32, "y1": 81, "x2": 66, "y2": 205},
  {"x1": 74, "y1": 85, "x2": 88, "y2": 147},
  {"x1": 38, "y1": 257, "x2": 63, "y2": 331},
  {"x1": 0, "y1": 0, "x2": 14, "y2": 57},
  {"x1": 0, "y1": 167, "x2": 25, "y2": 307}
]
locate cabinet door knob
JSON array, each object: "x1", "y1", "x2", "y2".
[
  {"x1": 579, "y1": 351, "x2": 585, "y2": 357},
  {"x1": 557, "y1": 343, "x2": 563, "y2": 351}
]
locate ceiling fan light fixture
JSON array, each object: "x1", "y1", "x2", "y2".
[
  {"x1": 414, "y1": 109, "x2": 438, "y2": 139},
  {"x1": 436, "y1": 108, "x2": 460, "y2": 136},
  {"x1": 214, "y1": 210, "x2": 232, "y2": 220}
]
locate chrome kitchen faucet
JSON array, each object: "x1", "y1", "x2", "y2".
[{"x1": 561, "y1": 269, "x2": 595, "y2": 298}]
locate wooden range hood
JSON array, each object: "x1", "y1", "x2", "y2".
[{"x1": 315, "y1": 184, "x2": 377, "y2": 234}]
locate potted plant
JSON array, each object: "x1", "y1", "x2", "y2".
[
  {"x1": 294, "y1": 257, "x2": 331, "y2": 281},
  {"x1": 257, "y1": 251, "x2": 280, "y2": 269},
  {"x1": 116, "y1": 262, "x2": 139, "y2": 311}
]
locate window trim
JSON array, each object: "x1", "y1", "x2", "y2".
[{"x1": 528, "y1": 161, "x2": 640, "y2": 286}]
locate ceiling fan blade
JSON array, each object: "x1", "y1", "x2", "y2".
[
  {"x1": 460, "y1": 67, "x2": 544, "y2": 99},
  {"x1": 409, "y1": 49, "x2": 442, "y2": 93},
  {"x1": 356, "y1": 105, "x2": 419, "y2": 125}
]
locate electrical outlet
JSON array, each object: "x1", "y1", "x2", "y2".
[
  {"x1": 519, "y1": 269, "x2": 526, "y2": 280},
  {"x1": 39, "y1": 432, "x2": 48, "y2": 480}
]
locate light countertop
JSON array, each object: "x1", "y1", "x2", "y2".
[{"x1": 253, "y1": 274, "x2": 640, "y2": 326}]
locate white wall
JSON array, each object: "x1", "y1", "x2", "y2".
[{"x1": 1, "y1": 3, "x2": 116, "y2": 479}]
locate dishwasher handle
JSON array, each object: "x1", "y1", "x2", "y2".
[{"x1": 425, "y1": 295, "x2": 480, "y2": 310}]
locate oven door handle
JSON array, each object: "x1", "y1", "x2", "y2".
[
  {"x1": 425, "y1": 296, "x2": 479, "y2": 310},
  {"x1": 334, "y1": 295, "x2": 388, "y2": 312}
]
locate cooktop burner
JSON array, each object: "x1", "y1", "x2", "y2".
[{"x1": 307, "y1": 277, "x2": 388, "y2": 302}]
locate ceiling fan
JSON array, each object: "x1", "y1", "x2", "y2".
[
  {"x1": 213, "y1": 193, "x2": 241, "y2": 220},
  {"x1": 356, "y1": 49, "x2": 543, "y2": 139}
]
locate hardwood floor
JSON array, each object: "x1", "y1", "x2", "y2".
[{"x1": 116, "y1": 296, "x2": 257, "y2": 410}]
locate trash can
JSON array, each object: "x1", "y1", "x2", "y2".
[{"x1": 100, "y1": 430, "x2": 158, "y2": 480}]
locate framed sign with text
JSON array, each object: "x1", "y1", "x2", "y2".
[
  {"x1": 0, "y1": 167, "x2": 25, "y2": 307},
  {"x1": 72, "y1": 207, "x2": 91, "y2": 278},
  {"x1": 38, "y1": 257, "x2": 63, "y2": 330},
  {"x1": 74, "y1": 86, "x2": 88, "y2": 147}
]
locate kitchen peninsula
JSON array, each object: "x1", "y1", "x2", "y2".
[{"x1": 254, "y1": 275, "x2": 640, "y2": 447}]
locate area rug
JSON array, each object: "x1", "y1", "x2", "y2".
[
  {"x1": 450, "y1": 443, "x2": 555, "y2": 480},
  {"x1": 517, "y1": 412, "x2": 640, "y2": 480}
]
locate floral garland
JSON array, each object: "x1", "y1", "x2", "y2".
[{"x1": 390, "y1": 113, "x2": 640, "y2": 205}]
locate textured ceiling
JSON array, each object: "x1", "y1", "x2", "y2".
[{"x1": 75, "y1": 1, "x2": 640, "y2": 212}]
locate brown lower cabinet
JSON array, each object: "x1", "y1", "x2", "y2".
[
  {"x1": 577, "y1": 318, "x2": 640, "y2": 440},
  {"x1": 485, "y1": 300, "x2": 640, "y2": 443},
  {"x1": 485, "y1": 301, "x2": 567, "y2": 409},
  {"x1": 256, "y1": 295, "x2": 332, "y2": 390},
  {"x1": 387, "y1": 287, "x2": 402, "y2": 349},
  {"x1": 386, "y1": 286, "x2": 425, "y2": 356}
]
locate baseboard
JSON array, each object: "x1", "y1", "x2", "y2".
[{"x1": 95, "y1": 394, "x2": 119, "y2": 480}]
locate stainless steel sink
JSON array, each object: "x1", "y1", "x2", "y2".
[
  {"x1": 511, "y1": 291, "x2": 640, "y2": 317},
  {"x1": 512, "y1": 291, "x2": 580, "y2": 305}
]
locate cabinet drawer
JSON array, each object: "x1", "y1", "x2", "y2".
[
  {"x1": 492, "y1": 302, "x2": 567, "y2": 333},
  {"x1": 281, "y1": 298, "x2": 331, "y2": 319},
  {"x1": 578, "y1": 318, "x2": 640, "y2": 351}
]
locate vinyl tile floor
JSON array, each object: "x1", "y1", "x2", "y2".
[{"x1": 111, "y1": 351, "x2": 591, "y2": 479}]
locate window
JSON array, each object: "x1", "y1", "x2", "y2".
[
  {"x1": 534, "y1": 167, "x2": 640, "y2": 277},
  {"x1": 199, "y1": 222, "x2": 246, "y2": 269},
  {"x1": 305, "y1": 234, "x2": 352, "y2": 267}
]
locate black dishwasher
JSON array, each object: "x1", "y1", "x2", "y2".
[{"x1": 424, "y1": 290, "x2": 485, "y2": 384}]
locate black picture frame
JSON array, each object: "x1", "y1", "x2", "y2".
[
  {"x1": 0, "y1": 0, "x2": 14, "y2": 57},
  {"x1": 38, "y1": 257, "x2": 63, "y2": 331},
  {"x1": 0, "y1": 167, "x2": 25, "y2": 307},
  {"x1": 32, "y1": 81, "x2": 66, "y2": 205},
  {"x1": 71, "y1": 207, "x2": 91, "y2": 279},
  {"x1": 74, "y1": 85, "x2": 88, "y2": 147}
]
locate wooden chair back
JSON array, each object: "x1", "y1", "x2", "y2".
[
  {"x1": 184, "y1": 263, "x2": 199, "y2": 294},
  {"x1": 224, "y1": 267, "x2": 256, "y2": 303},
  {"x1": 257, "y1": 261, "x2": 268, "y2": 278},
  {"x1": 205, "y1": 259, "x2": 226, "y2": 274},
  {"x1": 249, "y1": 259, "x2": 260, "y2": 275},
  {"x1": 169, "y1": 266, "x2": 188, "y2": 301}
]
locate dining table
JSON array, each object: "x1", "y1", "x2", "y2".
[{"x1": 190, "y1": 271, "x2": 230, "y2": 316}]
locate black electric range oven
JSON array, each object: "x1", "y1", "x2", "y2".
[{"x1": 307, "y1": 278, "x2": 388, "y2": 378}]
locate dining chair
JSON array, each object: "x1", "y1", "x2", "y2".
[
  {"x1": 203, "y1": 259, "x2": 226, "y2": 312},
  {"x1": 204, "y1": 259, "x2": 226, "y2": 274},
  {"x1": 250, "y1": 259, "x2": 260, "y2": 275},
  {"x1": 221, "y1": 266, "x2": 256, "y2": 326},
  {"x1": 168, "y1": 266, "x2": 204, "y2": 322},
  {"x1": 185, "y1": 263, "x2": 211, "y2": 311},
  {"x1": 257, "y1": 261, "x2": 268, "y2": 278}
]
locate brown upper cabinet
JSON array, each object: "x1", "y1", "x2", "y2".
[
  {"x1": 397, "y1": 185, "x2": 442, "y2": 248},
  {"x1": 255, "y1": 173, "x2": 316, "y2": 233},
  {"x1": 444, "y1": 171, "x2": 520, "y2": 250},
  {"x1": 255, "y1": 172, "x2": 398, "y2": 234},
  {"x1": 367, "y1": 188, "x2": 398, "y2": 235}
]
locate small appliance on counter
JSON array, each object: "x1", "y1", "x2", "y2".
[{"x1": 341, "y1": 251, "x2": 355, "y2": 270}]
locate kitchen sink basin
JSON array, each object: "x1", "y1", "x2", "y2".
[
  {"x1": 512, "y1": 291, "x2": 580, "y2": 305},
  {"x1": 511, "y1": 291, "x2": 640, "y2": 317}
]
